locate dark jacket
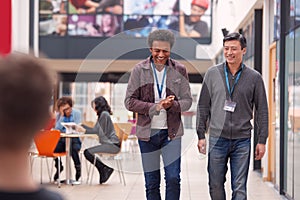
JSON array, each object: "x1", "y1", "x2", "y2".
[{"x1": 125, "y1": 56, "x2": 192, "y2": 141}]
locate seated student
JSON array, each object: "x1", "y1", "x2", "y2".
[
  {"x1": 80, "y1": 96, "x2": 120, "y2": 184},
  {"x1": 0, "y1": 53, "x2": 63, "y2": 200},
  {"x1": 54, "y1": 97, "x2": 82, "y2": 182}
]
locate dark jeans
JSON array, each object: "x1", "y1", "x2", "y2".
[
  {"x1": 208, "y1": 136, "x2": 251, "y2": 200},
  {"x1": 54, "y1": 137, "x2": 81, "y2": 166},
  {"x1": 138, "y1": 129, "x2": 181, "y2": 200}
]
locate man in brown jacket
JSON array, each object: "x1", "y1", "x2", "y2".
[{"x1": 125, "y1": 29, "x2": 192, "y2": 200}]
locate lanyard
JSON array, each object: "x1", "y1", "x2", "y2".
[
  {"x1": 224, "y1": 63, "x2": 244, "y2": 98},
  {"x1": 151, "y1": 62, "x2": 166, "y2": 99}
]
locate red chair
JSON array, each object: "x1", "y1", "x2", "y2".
[{"x1": 34, "y1": 130, "x2": 66, "y2": 187}]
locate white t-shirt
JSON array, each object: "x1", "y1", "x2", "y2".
[{"x1": 151, "y1": 66, "x2": 168, "y2": 129}]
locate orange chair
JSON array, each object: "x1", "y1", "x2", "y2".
[{"x1": 34, "y1": 130, "x2": 66, "y2": 188}]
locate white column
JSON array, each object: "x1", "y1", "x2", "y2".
[{"x1": 11, "y1": 0, "x2": 30, "y2": 53}]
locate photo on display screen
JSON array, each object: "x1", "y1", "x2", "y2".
[
  {"x1": 68, "y1": 14, "x2": 121, "y2": 37},
  {"x1": 179, "y1": 0, "x2": 211, "y2": 38},
  {"x1": 39, "y1": 0, "x2": 67, "y2": 36},
  {"x1": 68, "y1": 0, "x2": 123, "y2": 14},
  {"x1": 39, "y1": 0, "x2": 212, "y2": 40},
  {"x1": 123, "y1": 15, "x2": 179, "y2": 37}
]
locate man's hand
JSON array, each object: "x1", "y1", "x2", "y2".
[
  {"x1": 255, "y1": 143, "x2": 266, "y2": 160},
  {"x1": 59, "y1": 107, "x2": 65, "y2": 116},
  {"x1": 156, "y1": 95, "x2": 175, "y2": 111},
  {"x1": 197, "y1": 139, "x2": 206, "y2": 155},
  {"x1": 161, "y1": 95, "x2": 175, "y2": 109}
]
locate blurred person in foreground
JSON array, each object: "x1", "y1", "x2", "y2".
[
  {"x1": 125, "y1": 29, "x2": 192, "y2": 200},
  {"x1": 54, "y1": 96, "x2": 82, "y2": 182},
  {"x1": 79, "y1": 96, "x2": 120, "y2": 184},
  {"x1": 196, "y1": 32, "x2": 268, "y2": 199},
  {"x1": 0, "y1": 53, "x2": 63, "y2": 200}
]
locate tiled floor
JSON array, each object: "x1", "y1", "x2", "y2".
[{"x1": 31, "y1": 130, "x2": 286, "y2": 200}]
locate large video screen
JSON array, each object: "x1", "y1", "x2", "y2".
[{"x1": 39, "y1": 0, "x2": 212, "y2": 40}]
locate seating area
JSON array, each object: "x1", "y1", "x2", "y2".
[{"x1": 30, "y1": 122, "x2": 135, "y2": 187}]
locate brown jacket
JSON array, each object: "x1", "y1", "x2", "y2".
[{"x1": 124, "y1": 56, "x2": 192, "y2": 141}]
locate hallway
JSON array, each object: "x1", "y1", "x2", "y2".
[{"x1": 31, "y1": 129, "x2": 286, "y2": 200}]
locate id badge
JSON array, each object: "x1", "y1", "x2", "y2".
[{"x1": 223, "y1": 100, "x2": 237, "y2": 112}]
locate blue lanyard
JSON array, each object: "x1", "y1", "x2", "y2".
[
  {"x1": 151, "y1": 62, "x2": 167, "y2": 99},
  {"x1": 224, "y1": 63, "x2": 244, "y2": 98}
]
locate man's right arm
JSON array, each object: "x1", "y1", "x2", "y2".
[
  {"x1": 124, "y1": 66, "x2": 158, "y2": 117},
  {"x1": 196, "y1": 81, "x2": 211, "y2": 140}
]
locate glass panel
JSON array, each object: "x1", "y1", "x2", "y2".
[
  {"x1": 290, "y1": 0, "x2": 300, "y2": 28},
  {"x1": 291, "y1": 0, "x2": 296, "y2": 29},
  {"x1": 274, "y1": 0, "x2": 280, "y2": 40},
  {"x1": 293, "y1": 26, "x2": 300, "y2": 200},
  {"x1": 285, "y1": 32, "x2": 295, "y2": 197},
  {"x1": 112, "y1": 83, "x2": 131, "y2": 122},
  {"x1": 243, "y1": 21, "x2": 254, "y2": 61},
  {"x1": 296, "y1": 0, "x2": 300, "y2": 26}
]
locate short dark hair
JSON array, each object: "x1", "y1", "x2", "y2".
[
  {"x1": 92, "y1": 96, "x2": 112, "y2": 117},
  {"x1": 223, "y1": 32, "x2": 247, "y2": 49},
  {"x1": 56, "y1": 96, "x2": 73, "y2": 109},
  {"x1": 0, "y1": 53, "x2": 53, "y2": 149},
  {"x1": 147, "y1": 29, "x2": 175, "y2": 48}
]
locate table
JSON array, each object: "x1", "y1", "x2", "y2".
[{"x1": 60, "y1": 133, "x2": 98, "y2": 185}]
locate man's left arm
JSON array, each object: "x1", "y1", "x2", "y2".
[
  {"x1": 254, "y1": 75, "x2": 269, "y2": 159},
  {"x1": 167, "y1": 67, "x2": 192, "y2": 113}
]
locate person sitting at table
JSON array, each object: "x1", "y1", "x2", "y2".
[
  {"x1": 80, "y1": 96, "x2": 120, "y2": 184},
  {"x1": 54, "y1": 97, "x2": 82, "y2": 182},
  {"x1": 0, "y1": 53, "x2": 63, "y2": 200}
]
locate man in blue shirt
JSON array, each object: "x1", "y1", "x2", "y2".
[{"x1": 54, "y1": 97, "x2": 82, "y2": 182}]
